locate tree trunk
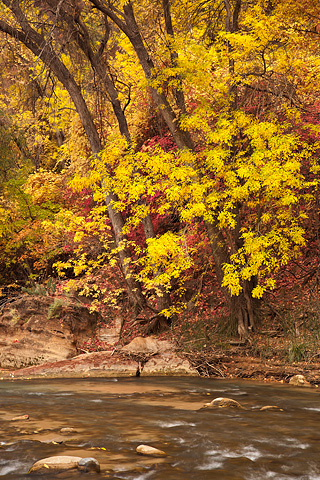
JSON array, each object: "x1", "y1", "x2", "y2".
[
  {"x1": 206, "y1": 219, "x2": 260, "y2": 338},
  {"x1": 111, "y1": 2, "x2": 194, "y2": 150},
  {"x1": 162, "y1": 0, "x2": 187, "y2": 115},
  {"x1": 141, "y1": 207, "x2": 172, "y2": 327},
  {"x1": 76, "y1": 18, "x2": 172, "y2": 321},
  {"x1": 227, "y1": 280, "x2": 260, "y2": 339}
]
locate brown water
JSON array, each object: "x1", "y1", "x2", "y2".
[{"x1": 1, "y1": 377, "x2": 320, "y2": 479}]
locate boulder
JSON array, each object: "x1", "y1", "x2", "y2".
[
  {"x1": 136, "y1": 444, "x2": 167, "y2": 457},
  {"x1": 289, "y1": 374, "x2": 311, "y2": 387},
  {"x1": 141, "y1": 352, "x2": 198, "y2": 376},
  {"x1": 29, "y1": 455, "x2": 82, "y2": 472},
  {"x1": 202, "y1": 397, "x2": 244, "y2": 409},
  {"x1": 121, "y1": 336, "x2": 198, "y2": 376},
  {"x1": 121, "y1": 336, "x2": 174, "y2": 355},
  {"x1": 0, "y1": 296, "x2": 99, "y2": 369}
]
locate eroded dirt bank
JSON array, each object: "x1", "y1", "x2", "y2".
[{"x1": 2, "y1": 349, "x2": 320, "y2": 387}]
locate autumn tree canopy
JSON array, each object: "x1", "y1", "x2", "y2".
[{"x1": 0, "y1": 0, "x2": 319, "y2": 338}]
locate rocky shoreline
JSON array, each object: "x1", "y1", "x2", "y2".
[
  {"x1": 0, "y1": 335, "x2": 198, "y2": 379},
  {"x1": 1, "y1": 295, "x2": 320, "y2": 386},
  {"x1": 1, "y1": 347, "x2": 320, "y2": 388}
]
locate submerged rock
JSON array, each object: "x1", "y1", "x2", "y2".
[
  {"x1": 11, "y1": 414, "x2": 29, "y2": 421},
  {"x1": 60, "y1": 427, "x2": 78, "y2": 434},
  {"x1": 29, "y1": 455, "x2": 82, "y2": 472},
  {"x1": 78, "y1": 457, "x2": 100, "y2": 472},
  {"x1": 136, "y1": 444, "x2": 167, "y2": 457},
  {"x1": 202, "y1": 397, "x2": 244, "y2": 409},
  {"x1": 289, "y1": 374, "x2": 311, "y2": 387},
  {"x1": 260, "y1": 405, "x2": 284, "y2": 411}
]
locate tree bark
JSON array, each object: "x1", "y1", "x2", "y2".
[
  {"x1": 162, "y1": 0, "x2": 187, "y2": 115},
  {"x1": 228, "y1": 279, "x2": 260, "y2": 338}
]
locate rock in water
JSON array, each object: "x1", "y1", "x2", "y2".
[
  {"x1": 29, "y1": 456, "x2": 82, "y2": 472},
  {"x1": 289, "y1": 374, "x2": 311, "y2": 387},
  {"x1": 203, "y1": 397, "x2": 243, "y2": 409},
  {"x1": 78, "y1": 457, "x2": 100, "y2": 472},
  {"x1": 260, "y1": 405, "x2": 284, "y2": 411},
  {"x1": 60, "y1": 427, "x2": 78, "y2": 434},
  {"x1": 136, "y1": 444, "x2": 167, "y2": 457},
  {"x1": 10, "y1": 414, "x2": 29, "y2": 421}
]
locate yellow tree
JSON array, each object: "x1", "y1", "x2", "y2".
[{"x1": 87, "y1": 0, "x2": 319, "y2": 337}]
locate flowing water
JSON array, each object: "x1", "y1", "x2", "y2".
[{"x1": 1, "y1": 376, "x2": 320, "y2": 479}]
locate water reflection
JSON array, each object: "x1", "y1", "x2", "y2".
[{"x1": 0, "y1": 377, "x2": 320, "y2": 479}]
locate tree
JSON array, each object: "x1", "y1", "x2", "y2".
[
  {"x1": 86, "y1": 0, "x2": 319, "y2": 336},
  {"x1": 0, "y1": 0, "x2": 318, "y2": 338}
]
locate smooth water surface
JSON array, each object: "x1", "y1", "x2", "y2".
[{"x1": 1, "y1": 376, "x2": 320, "y2": 479}]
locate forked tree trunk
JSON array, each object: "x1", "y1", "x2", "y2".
[{"x1": 65, "y1": 14, "x2": 172, "y2": 320}]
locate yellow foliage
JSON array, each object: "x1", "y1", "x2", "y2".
[
  {"x1": 24, "y1": 169, "x2": 66, "y2": 205},
  {"x1": 139, "y1": 232, "x2": 193, "y2": 291}
]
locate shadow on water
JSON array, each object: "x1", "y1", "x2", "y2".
[{"x1": 1, "y1": 376, "x2": 320, "y2": 479}]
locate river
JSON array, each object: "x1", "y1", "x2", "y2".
[{"x1": 1, "y1": 376, "x2": 320, "y2": 479}]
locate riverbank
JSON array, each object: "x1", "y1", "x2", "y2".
[
  {"x1": 186, "y1": 350, "x2": 320, "y2": 385},
  {"x1": 1, "y1": 294, "x2": 319, "y2": 384},
  {"x1": 1, "y1": 346, "x2": 320, "y2": 386}
]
